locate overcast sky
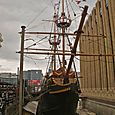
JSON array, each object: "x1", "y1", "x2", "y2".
[{"x1": 0, "y1": 0, "x2": 96, "y2": 74}]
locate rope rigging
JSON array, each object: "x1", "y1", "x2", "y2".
[
  {"x1": 26, "y1": 6, "x2": 48, "y2": 29},
  {"x1": 26, "y1": 22, "x2": 45, "y2": 31},
  {"x1": 46, "y1": 56, "x2": 52, "y2": 73},
  {"x1": 68, "y1": 0, "x2": 77, "y2": 16},
  {"x1": 25, "y1": 36, "x2": 48, "y2": 49},
  {"x1": 65, "y1": 0, "x2": 71, "y2": 18},
  {"x1": 23, "y1": 0, "x2": 90, "y2": 73},
  {"x1": 24, "y1": 55, "x2": 48, "y2": 60}
]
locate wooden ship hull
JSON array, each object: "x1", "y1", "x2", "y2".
[
  {"x1": 37, "y1": 88, "x2": 79, "y2": 115},
  {"x1": 36, "y1": 67, "x2": 80, "y2": 115}
]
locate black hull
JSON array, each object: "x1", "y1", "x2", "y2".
[{"x1": 36, "y1": 90, "x2": 79, "y2": 115}]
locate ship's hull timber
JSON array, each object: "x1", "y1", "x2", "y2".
[{"x1": 36, "y1": 84, "x2": 79, "y2": 115}]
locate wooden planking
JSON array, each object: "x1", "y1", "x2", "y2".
[
  {"x1": 85, "y1": 21, "x2": 89, "y2": 90},
  {"x1": 80, "y1": 33, "x2": 83, "y2": 89},
  {"x1": 101, "y1": 0, "x2": 114, "y2": 90},
  {"x1": 88, "y1": 15, "x2": 93, "y2": 90},
  {"x1": 100, "y1": 0, "x2": 109, "y2": 90},
  {"x1": 83, "y1": 25, "x2": 88, "y2": 90},
  {"x1": 108, "y1": 0, "x2": 115, "y2": 88},
  {"x1": 95, "y1": 1, "x2": 103, "y2": 90},
  {"x1": 83, "y1": 28, "x2": 86, "y2": 91},
  {"x1": 80, "y1": 0, "x2": 115, "y2": 100},
  {"x1": 92, "y1": 8, "x2": 99, "y2": 90},
  {"x1": 94, "y1": 6, "x2": 102, "y2": 90},
  {"x1": 88, "y1": 21, "x2": 91, "y2": 90},
  {"x1": 80, "y1": 27, "x2": 85, "y2": 90},
  {"x1": 84, "y1": 25, "x2": 88, "y2": 91},
  {"x1": 96, "y1": 1, "x2": 106, "y2": 90},
  {"x1": 90, "y1": 14, "x2": 96, "y2": 90}
]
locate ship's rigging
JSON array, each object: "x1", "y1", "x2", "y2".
[{"x1": 18, "y1": 0, "x2": 109, "y2": 115}]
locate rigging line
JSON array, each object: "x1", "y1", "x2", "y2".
[
  {"x1": 57, "y1": 46, "x2": 62, "y2": 67},
  {"x1": 73, "y1": 60, "x2": 80, "y2": 87},
  {"x1": 50, "y1": 21, "x2": 53, "y2": 34},
  {"x1": 72, "y1": 14, "x2": 80, "y2": 30},
  {"x1": 66, "y1": 0, "x2": 70, "y2": 17},
  {"x1": 68, "y1": 0, "x2": 76, "y2": 16},
  {"x1": 25, "y1": 55, "x2": 37, "y2": 65},
  {"x1": 54, "y1": 0, "x2": 60, "y2": 15},
  {"x1": 57, "y1": 0, "x2": 61, "y2": 15},
  {"x1": 37, "y1": 43, "x2": 49, "y2": 49},
  {"x1": 71, "y1": 14, "x2": 81, "y2": 21},
  {"x1": 24, "y1": 55, "x2": 47, "y2": 60},
  {"x1": 50, "y1": 0, "x2": 54, "y2": 7},
  {"x1": 71, "y1": 0, "x2": 83, "y2": 12},
  {"x1": 49, "y1": 21, "x2": 53, "y2": 46},
  {"x1": 75, "y1": 57, "x2": 99, "y2": 62},
  {"x1": 66, "y1": 34, "x2": 73, "y2": 49},
  {"x1": 48, "y1": 21, "x2": 53, "y2": 40},
  {"x1": 26, "y1": 6, "x2": 48, "y2": 28},
  {"x1": 26, "y1": 22, "x2": 45, "y2": 31},
  {"x1": 46, "y1": 56, "x2": 52, "y2": 73},
  {"x1": 25, "y1": 36, "x2": 48, "y2": 49},
  {"x1": 39, "y1": 40, "x2": 48, "y2": 44}
]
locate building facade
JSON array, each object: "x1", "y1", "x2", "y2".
[
  {"x1": 23, "y1": 70, "x2": 43, "y2": 80},
  {"x1": 23, "y1": 70, "x2": 43, "y2": 94},
  {"x1": 0, "y1": 73, "x2": 17, "y2": 85}
]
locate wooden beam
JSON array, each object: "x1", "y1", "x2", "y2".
[
  {"x1": 17, "y1": 51, "x2": 115, "y2": 56},
  {"x1": 25, "y1": 48, "x2": 81, "y2": 53},
  {"x1": 66, "y1": 5, "x2": 88, "y2": 79},
  {"x1": 19, "y1": 31, "x2": 106, "y2": 38}
]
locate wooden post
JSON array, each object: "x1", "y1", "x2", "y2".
[
  {"x1": 66, "y1": 6, "x2": 88, "y2": 81},
  {"x1": 62, "y1": 0, "x2": 66, "y2": 68},
  {"x1": 19, "y1": 26, "x2": 26, "y2": 115}
]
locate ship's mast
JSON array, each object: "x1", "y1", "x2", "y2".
[
  {"x1": 62, "y1": 0, "x2": 65, "y2": 68},
  {"x1": 49, "y1": 4, "x2": 60, "y2": 71},
  {"x1": 53, "y1": 8, "x2": 57, "y2": 71},
  {"x1": 50, "y1": 0, "x2": 68, "y2": 71}
]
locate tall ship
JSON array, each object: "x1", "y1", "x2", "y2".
[{"x1": 18, "y1": 0, "x2": 88, "y2": 115}]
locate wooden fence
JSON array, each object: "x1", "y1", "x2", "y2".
[{"x1": 80, "y1": 0, "x2": 115, "y2": 101}]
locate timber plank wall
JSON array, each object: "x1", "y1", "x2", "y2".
[{"x1": 80, "y1": 0, "x2": 115, "y2": 101}]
